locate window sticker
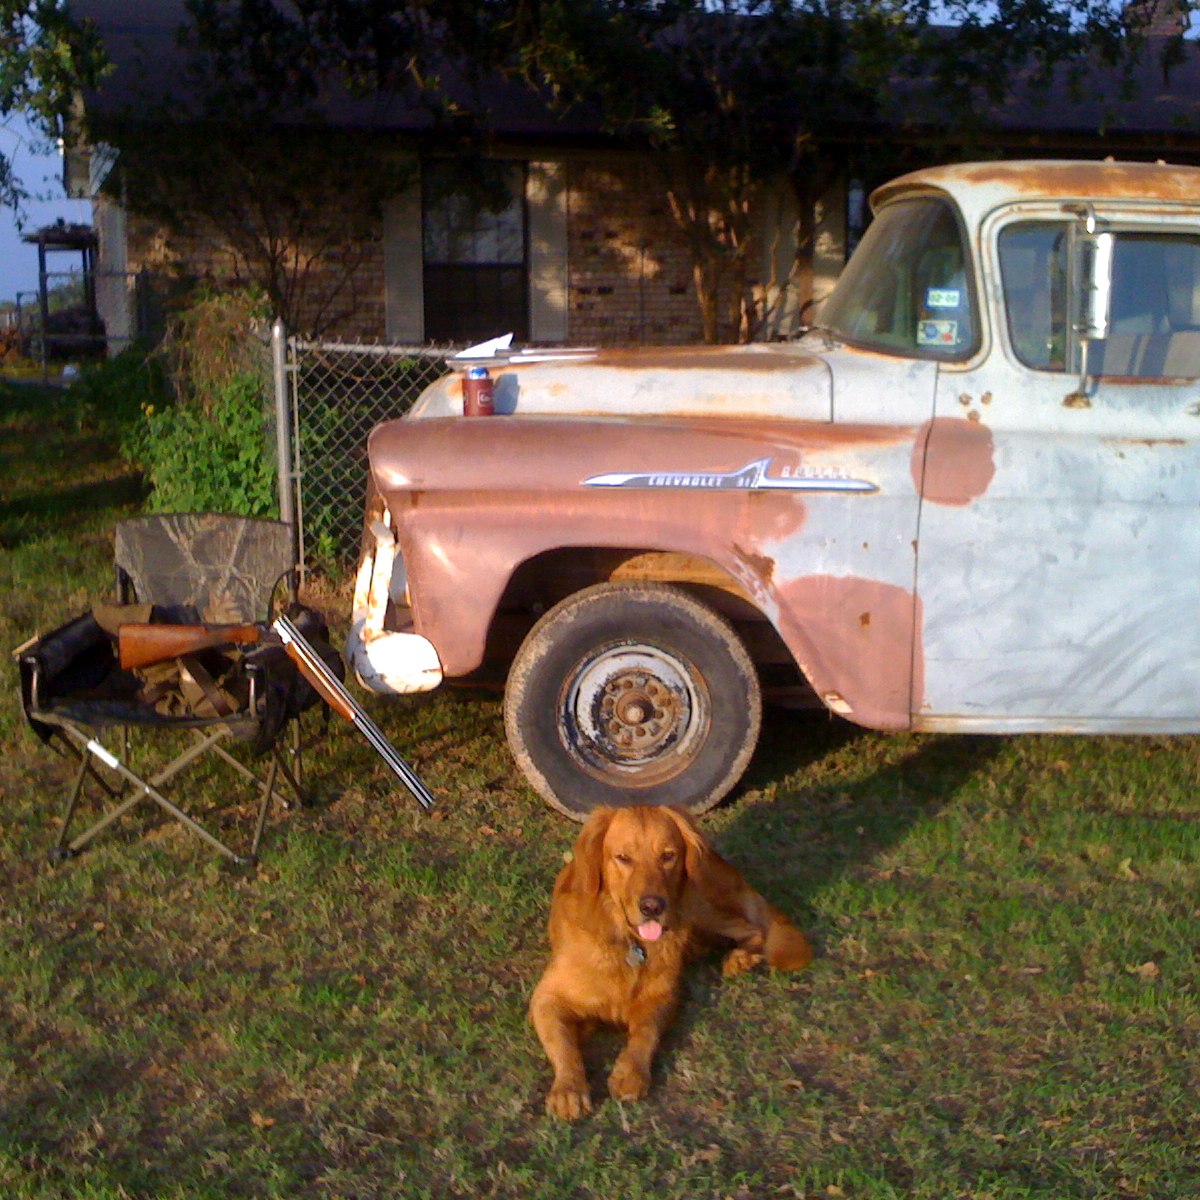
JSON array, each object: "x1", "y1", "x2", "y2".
[
  {"x1": 917, "y1": 319, "x2": 959, "y2": 347},
  {"x1": 926, "y1": 288, "x2": 961, "y2": 309}
]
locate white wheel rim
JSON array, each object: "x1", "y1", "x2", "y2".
[{"x1": 558, "y1": 642, "x2": 711, "y2": 786}]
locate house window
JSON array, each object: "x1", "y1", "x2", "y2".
[{"x1": 422, "y1": 160, "x2": 528, "y2": 343}]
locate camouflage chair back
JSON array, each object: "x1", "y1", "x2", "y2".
[{"x1": 19, "y1": 513, "x2": 336, "y2": 866}]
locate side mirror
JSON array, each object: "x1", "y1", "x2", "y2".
[
  {"x1": 1064, "y1": 214, "x2": 1113, "y2": 407},
  {"x1": 1078, "y1": 231, "x2": 1114, "y2": 342}
]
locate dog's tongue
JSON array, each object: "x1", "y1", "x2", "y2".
[{"x1": 637, "y1": 920, "x2": 664, "y2": 942}]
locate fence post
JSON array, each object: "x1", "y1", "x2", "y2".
[{"x1": 271, "y1": 318, "x2": 301, "y2": 595}]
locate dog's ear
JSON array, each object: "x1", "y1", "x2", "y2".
[
  {"x1": 563, "y1": 807, "x2": 614, "y2": 896},
  {"x1": 663, "y1": 806, "x2": 711, "y2": 884}
]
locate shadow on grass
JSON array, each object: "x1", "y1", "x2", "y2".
[
  {"x1": 0, "y1": 1050, "x2": 251, "y2": 1200},
  {"x1": 0, "y1": 474, "x2": 147, "y2": 547},
  {"x1": 723, "y1": 703, "x2": 1009, "y2": 927}
]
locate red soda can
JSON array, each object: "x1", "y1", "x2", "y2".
[{"x1": 463, "y1": 365, "x2": 495, "y2": 416}]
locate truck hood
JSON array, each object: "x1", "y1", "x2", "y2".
[{"x1": 409, "y1": 343, "x2": 834, "y2": 421}]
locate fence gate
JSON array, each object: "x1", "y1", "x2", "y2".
[{"x1": 273, "y1": 322, "x2": 454, "y2": 576}]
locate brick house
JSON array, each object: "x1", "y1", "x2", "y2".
[{"x1": 68, "y1": 0, "x2": 1200, "y2": 350}]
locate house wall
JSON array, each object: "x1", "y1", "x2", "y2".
[
  {"x1": 565, "y1": 155, "x2": 703, "y2": 345},
  {"x1": 109, "y1": 149, "x2": 832, "y2": 347}
]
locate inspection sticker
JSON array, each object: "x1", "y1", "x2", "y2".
[
  {"x1": 917, "y1": 319, "x2": 958, "y2": 347},
  {"x1": 926, "y1": 288, "x2": 961, "y2": 309}
]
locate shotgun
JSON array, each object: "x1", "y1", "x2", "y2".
[{"x1": 115, "y1": 615, "x2": 436, "y2": 811}]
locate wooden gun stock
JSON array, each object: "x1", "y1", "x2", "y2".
[{"x1": 118, "y1": 622, "x2": 263, "y2": 670}]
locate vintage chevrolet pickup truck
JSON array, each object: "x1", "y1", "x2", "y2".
[{"x1": 349, "y1": 159, "x2": 1200, "y2": 819}]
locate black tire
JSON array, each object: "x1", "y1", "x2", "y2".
[{"x1": 503, "y1": 582, "x2": 761, "y2": 821}]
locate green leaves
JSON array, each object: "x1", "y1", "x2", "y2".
[{"x1": 0, "y1": 0, "x2": 106, "y2": 131}]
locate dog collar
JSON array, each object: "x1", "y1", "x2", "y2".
[{"x1": 626, "y1": 942, "x2": 647, "y2": 967}]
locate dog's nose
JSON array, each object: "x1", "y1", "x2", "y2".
[{"x1": 639, "y1": 895, "x2": 666, "y2": 919}]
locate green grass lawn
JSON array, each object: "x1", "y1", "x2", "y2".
[{"x1": 2, "y1": 377, "x2": 1199, "y2": 1199}]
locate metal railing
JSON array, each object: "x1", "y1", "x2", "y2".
[
  {"x1": 272, "y1": 322, "x2": 456, "y2": 576},
  {"x1": 11, "y1": 269, "x2": 152, "y2": 373}
]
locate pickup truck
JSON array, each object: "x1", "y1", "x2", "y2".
[{"x1": 349, "y1": 159, "x2": 1200, "y2": 819}]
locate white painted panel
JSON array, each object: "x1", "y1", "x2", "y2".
[
  {"x1": 384, "y1": 178, "x2": 424, "y2": 343},
  {"x1": 527, "y1": 161, "x2": 568, "y2": 343}
]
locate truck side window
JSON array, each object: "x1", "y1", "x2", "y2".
[
  {"x1": 820, "y1": 198, "x2": 978, "y2": 361},
  {"x1": 1092, "y1": 233, "x2": 1200, "y2": 379},
  {"x1": 1001, "y1": 223, "x2": 1200, "y2": 379},
  {"x1": 998, "y1": 222, "x2": 1068, "y2": 371}
]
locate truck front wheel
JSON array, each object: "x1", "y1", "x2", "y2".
[{"x1": 503, "y1": 583, "x2": 761, "y2": 820}]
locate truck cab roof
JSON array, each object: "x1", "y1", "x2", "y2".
[{"x1": 873, "y1": 159, "x2": 1200, "y2": 226}]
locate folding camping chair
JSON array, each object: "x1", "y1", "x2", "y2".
[{"x1": 18, "y1": 513, "x2": 339, "y2": 866}]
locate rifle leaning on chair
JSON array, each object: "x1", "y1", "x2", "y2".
[{"x1": 117, "y1": 613, "x2": 436, "y2": 812}]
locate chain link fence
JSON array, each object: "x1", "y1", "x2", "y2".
[{"x1": 278, "y1": 333, "x2": 457, "y2": 574}]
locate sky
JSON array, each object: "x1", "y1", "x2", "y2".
[{"x1": 0, "y1": 113, "x2": 92, "y2": 307}]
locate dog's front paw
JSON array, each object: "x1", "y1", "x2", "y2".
[
  {"x1": 608, "y1": 1058, "x2": 650, "y2": 1102},
  {"x1": 546, "y1": 1080, "x2": 592, "y2": 1121},
  {"x1": 721, "y1": 946, "x2": 764, "y2": 976}
]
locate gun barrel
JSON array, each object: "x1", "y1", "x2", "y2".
[{"x1": 273, "y1": 614, "x2": 435, "y2": 811}]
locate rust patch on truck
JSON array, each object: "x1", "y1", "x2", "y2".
[
  {"x1": 370, "y1": 416, "x2": 906, "y2": 496},
  {"x1": 732, "y1": 542, "x2": 775, "y2": 585},
  {"x1": 774, "y1": 574, "x2": 923, "y2": 732},
  {"x1": 582, "y1": 345, "x2": 827, "y2": 372},
  {"x1": 913, "y1": 417, "x2": 995, "y2": 507},
  {"x1": 371, "y1": 416, "x2": 910, "y2": 679},
  {"x1": 387, "y1": 487, "x2": 810, "y2": 678},
  {"x1": 877, "y1": 161, "x2": 1200, "y2": 208}
]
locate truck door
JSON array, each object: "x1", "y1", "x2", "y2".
[{"x1": 916, "y1": 212, "x2": 1200, "y2": 731}]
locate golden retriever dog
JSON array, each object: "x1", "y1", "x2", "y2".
[{"x1": 529, "y1": 805, "x2": 813, "y2": 1120}]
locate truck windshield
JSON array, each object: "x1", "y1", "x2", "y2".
[{"x1": 819, "y1": 197, "x2": 977, "y2": 361}]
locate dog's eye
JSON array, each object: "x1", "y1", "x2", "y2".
[
  {"x1": 614, "y1": 853, "x2": 632, "y2": 866},
  {"x1": 661, "y1": 850, "x2": 677, "y2": 865}
]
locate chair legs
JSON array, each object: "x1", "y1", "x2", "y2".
[{"x1": 48, "y1": 722, "x2": 300, "y2": 866}]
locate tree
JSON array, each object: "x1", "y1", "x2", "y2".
[
  {"x1": 519, "y1": 1, "x2": 876, "y2": 341},
  {"x1": 0, "y1": 0, "x2": 105, "y2": 210},
  {"x1": 107, "y1": 123, "x2": 416, "y2": 338},
  {"x1": 32, "y1": 0, "x2": 1174, "y2": 343},
  {"x1": 76, "y1": 0, "x2": 537, "y2": 337},
  {"x1": 519, "y1": 0, "x2": 1149, "y2": 342}
]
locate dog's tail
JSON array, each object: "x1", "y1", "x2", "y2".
[{"x1": 765, "y1": 907, "x2": 814, "y2": 971}]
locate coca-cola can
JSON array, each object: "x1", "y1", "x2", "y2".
[{"x1": 463, "y1": 365, "x2": 495, "y2": 416}]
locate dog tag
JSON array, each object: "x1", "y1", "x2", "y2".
[{"x1": 626, "y1": 943, "x2": 646, "y2": 967}]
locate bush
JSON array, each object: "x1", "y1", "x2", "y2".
[
  {"x1": 119, "y1": 289, "x2": 278, "y2": 517},
  {"x1": 77, "y1": 343, "x2": 170, "y2": 436},
  {"x1": 124, "y1": 373, "x2": 278, "y2": 516}
]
